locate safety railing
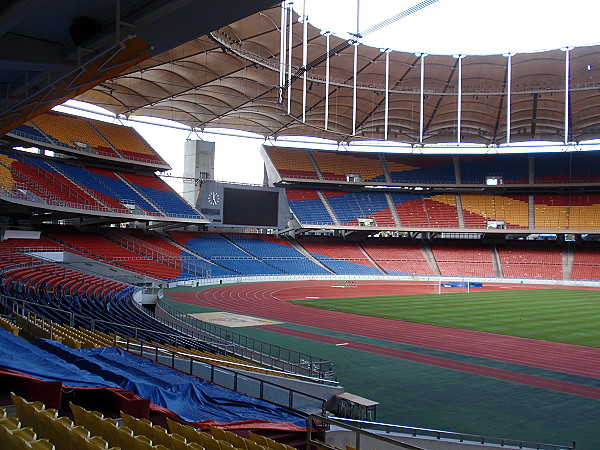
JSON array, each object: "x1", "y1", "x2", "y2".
[
  {"x1": 156, "y1": 299, "x2": 334, "y2": 380},
  {"x1": 317, "y1": 416, "x2": 576, "y2": 450},
  {"x1": 307, "y1": 416, "x2": 426, "y2": 450}
]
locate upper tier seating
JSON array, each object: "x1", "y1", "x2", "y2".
[
  {"x1": 323, "y1": 191, "x2": 396, "y2": 226},
  {"x1": 497, "y1": 241, "x2": 563, "y2": 279},
  {"x1": 53, "y1": 162, "x2": 161, "y2": 214},
  {"x1": 264, "y1": 146, "x2": 318, "y2": 179},
  {"x1": 384, "y1": 154, "x2": 456, "y2": 184},
  {"x1": 461, "y1": 194, "x2": 529, "y2": 229},
  {"x1": 534, "y1": 152, "x2": 600, "y2": 183},
  {"x1": 30, "y1": 111, "x2": 110, "y2": 153},
  {"x1": 118, "y1": 171, "x2": 203, "y2": 219},
  {"x1": 458, "y1": 154, "x2": 530, "y2": 184},
  {"x1": 286, "y1": 189, "x2": 335, "y2": 225},
  {"x1": 310, "y1": 150, "x2": 385, "y2": 181},
  {"x1": 18, "y1": 111, "x2": 165, "y2": 165},
  {"x1": 267, "y1": 148, "x2": 600, "y2": 186},
  {"x1": 534, "y1": 194, "x2": 600, "y2": 230},
  {"x1": 391, "y1": 193, "x2": 459, "y2": 228},
  {"x1": 92, "y1": 120, "x2": 163, "y2": 164}
]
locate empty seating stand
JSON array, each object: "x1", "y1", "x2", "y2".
[
  {"x1": 298, "y1": 237, "x2": 381, "y2": 275},
  {"x1": 324, "y1": 191, "x2": 396, "y2": 226},
  {"x1": 310, "y1": 150, "x2": 385, "y2": 182},
  {"x1": 498, "y1": 241, "x2": 563, "y2": 279},
  {"x1": 286, "y1": 189, "x2": 335, "y2": 225},
  {"x1": 118, "y1": 171, "x2": 203, "y2": 219},
  {"x1": 264, "y1": 146, "x2": 319, "y2": 179}
]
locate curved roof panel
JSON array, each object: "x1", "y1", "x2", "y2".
[{"x1": 77, "y1": 5, "x2": 600, "y2": 145}]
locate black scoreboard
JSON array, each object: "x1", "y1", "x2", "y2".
[{"x1": 198, "y1": 181, "x2": 289, "y2": 229}]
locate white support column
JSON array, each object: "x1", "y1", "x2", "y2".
[
  {"x1": 562, "y1": 46, "x2": 574, "y2": 144},
  {"x1": 279, "y1": 2, "x2": 287, "y2": 103},
  {"x1": 416, "y1": 52, "x2": 428, "y2": 144},
  {"x1": 352, "y1": 40, "x2": 359, "y2": 135},
  {"x1": 381, "y1": 48, "x2": 391, "y2": 140},
  {"x1": 503, "y1": 52, "x2": 515, "y2": 145},
  {"x1": 453, "y1": 54, "x2": 465, "y2": 145},
  {"x1": 301, "y1": 0, "x2": 308, "y2": 123},
  {"x1": 287, "y1": 3, "x2": 293, "y2": 113},
  {"x1": 323, "y1": 31, "x2": 331, "y2": 130}
]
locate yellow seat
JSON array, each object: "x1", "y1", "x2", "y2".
[
  {"x1": 188, "y1": 443, "x2": 204, "y2": 450},
  {"x1": 133, "y1": 434, "x2": 154, "y2": 450},
  {"x1": 121, "y1": 411, "x2": 154, "y2": 440},
  {"x1": 210, "y1": 426, "x2": 227, "y2": 442},
  {"x1": 248, "y1": 432, "x2": 269, "y2": 447},
  {"x1": 225, "y1": 430, "x2": 248, "y2": 450},
  {"x1": 70, "y1": 427, "x2": 91, "y2": 450},
  {"x1": 181, "y1": 424, "x2": 204, "y2": 445},
  {"x1": 245, "y1": 439, "x2": 264, "y2": 450},
  {"x1": 7, "y1": 427, "x2": 38, "y2": 449},
  {"x1": 69, "y1": 402, "x2": 87, "y2": 426},
  {"x1": 171, "y1": 433, "x2": 189, "y2": 450},
  {"x1": 219, "y1": 441, "x2": 236, "y2": 450},
  {"x1": 98, "y1": 417, "x2": 119, "y2": 447},
  {"x1": 28, "y1": 438, "x2": 56, "y2": 450},
  {"x1": 200, "y1": 432, "x2": 221, "y2": 450},
  {"x1": 0, "y1": 415, "x2": 21, "y2": 430},
  {"x1": 166, "y1": 417, "x2": 186, "y2": 436},
  {"x1": 52, "y1": 416, "x2": 77, "y2": 449},
  {"x1": 152, "y1": 424, "x2": 174, "y2": 448},
  {"x1": 114, "y1": 425, "x2": 135, "y2": 448},
  {"x1": 85, "y1": 435, "x2": 110, "y2": 449}
]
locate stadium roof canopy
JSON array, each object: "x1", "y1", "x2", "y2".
[
  {"x1": 0, "y1": 0, "x2": 279, "y2": 135},
  {"x1": 74, "y1": 2, "x2": 600, "y2": 146}
]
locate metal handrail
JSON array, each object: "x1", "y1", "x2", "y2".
[
  {"x1": 117, "y1": 335, "x2": 327, "y2": 415},
  {"x1": 307, "y1": 415, "x2": 426, "y2": 450},
  {"x1": 323, "y1": 416, "x2": 576, "y2": 450},
  {"x1": 156, "y1": 299, "x2": 334, "y2": 380}
]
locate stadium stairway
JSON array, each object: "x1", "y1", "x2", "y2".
[
  {"x1": 418, "y1": 241, "x2": 442, "y2": 276},
  {"x1": 281, "y1": 236, "x2": 334, "y2": 274}
]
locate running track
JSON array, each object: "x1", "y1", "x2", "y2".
[{"x1": 171, "y1": 281, "x2": 600, "y2": 399}]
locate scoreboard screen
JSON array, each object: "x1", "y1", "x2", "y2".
[{"x1": 222, "y1": 187, "x2": 279, "y2": 227}]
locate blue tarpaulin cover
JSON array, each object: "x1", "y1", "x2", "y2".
[
  {"x1": 33, "y1": 339, "x2": 307, "y2": 428},
  {"x1": 0, "y1": 329, "x2": 117, "y2": 388}
]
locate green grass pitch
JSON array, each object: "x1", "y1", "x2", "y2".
[{"x1": 292, "y1": 289, "x2": 600, "y2": 348}]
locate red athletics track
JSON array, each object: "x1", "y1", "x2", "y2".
[{"x1": 171, "y1": 280, "x2": 600, "y2": 398}]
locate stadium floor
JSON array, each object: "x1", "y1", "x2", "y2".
[{"x1": 165, "y1": 281, "x2": 600, "y2": 449}]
